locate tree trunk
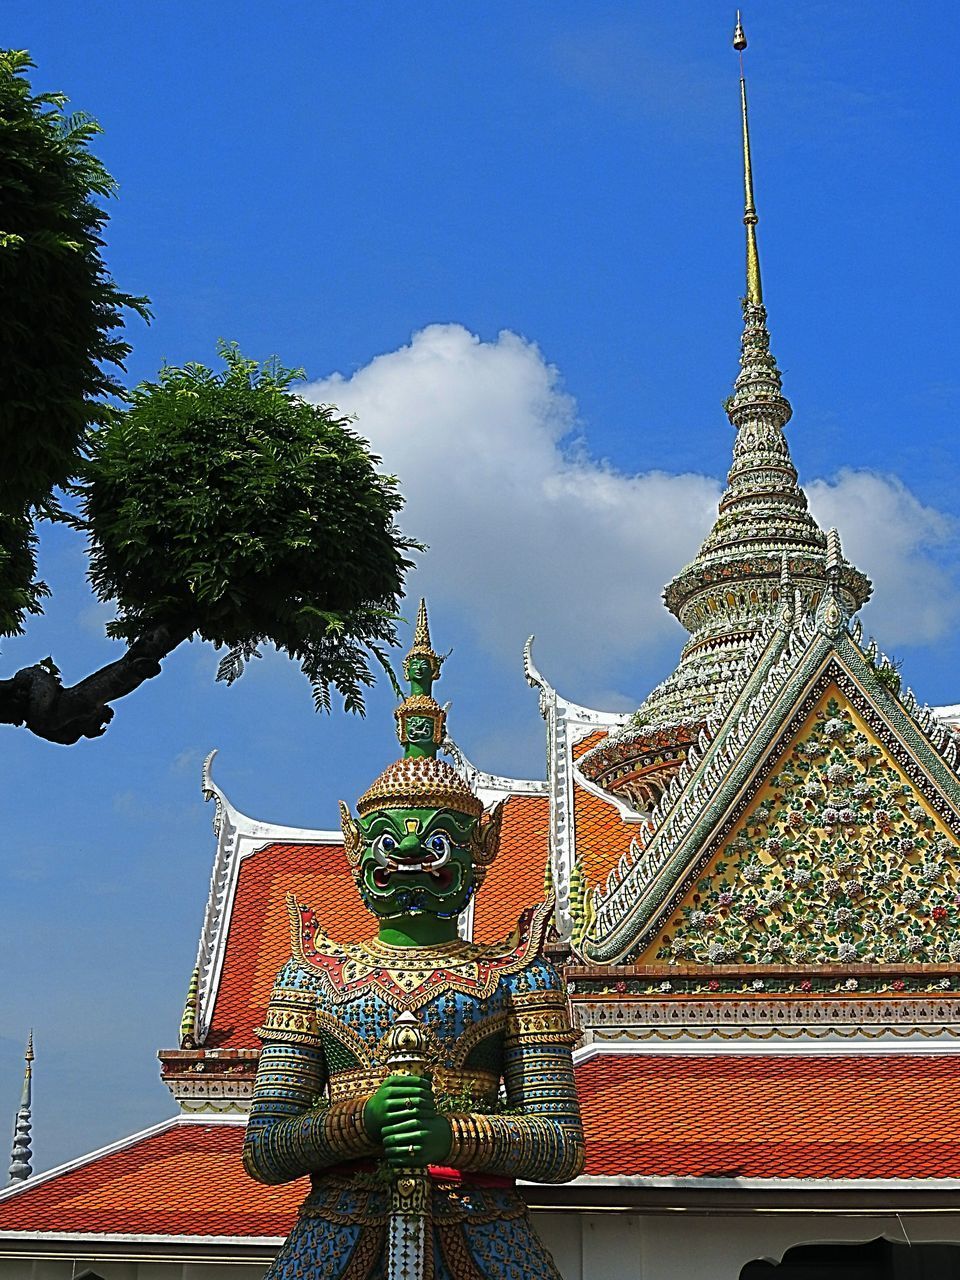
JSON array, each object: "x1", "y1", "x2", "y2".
[{"x1": 0, "y1": 623, "x2": 193, "y2": 744}]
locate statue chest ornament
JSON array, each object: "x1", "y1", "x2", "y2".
[{"x1": 289, "y1": 896, "x2": 554, "y2": 1011}]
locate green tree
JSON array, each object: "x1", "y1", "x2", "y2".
[
  {"x1": 1, "y1": 344, "x2": 417, "y2": 744},
  {"x1": 0, "y1": 49, "x2": 148, "y2": 622},
  {"x1": 0, "y1": 52, "x2": 417, "y2": 743}
]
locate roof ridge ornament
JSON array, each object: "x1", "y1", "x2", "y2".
[
  {"x1": 817, "y1": 526, "x2": 848, "y2": 635},
  {"x1": 777, "y1": 551, "x2": 794, "y2": 629},
  {"x1": 8, "y1": 1031, "x2": 33, "y2": 1184}
]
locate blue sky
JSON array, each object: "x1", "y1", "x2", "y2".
[{"x1": 3, "y1": 2, "x2": 960, "y2": 1172}]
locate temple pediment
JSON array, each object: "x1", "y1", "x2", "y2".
[
  {"x1": 646, "y1": 685, "x2": 960, "y2": 967},
  {"x1": 580, "y1": 606, "x2": 960, "y2": 965}
]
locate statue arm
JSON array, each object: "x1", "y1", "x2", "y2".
[
  {"x1": 445, "y1": 966, "x2": 584, "y2": 1184},
  {"x1": 242, "y1": 976, "x2": 378, "y2": 1186}
]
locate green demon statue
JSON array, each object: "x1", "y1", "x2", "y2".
[{"x1": 244, "y1": 601, "x2": 584, "y2": 1280}]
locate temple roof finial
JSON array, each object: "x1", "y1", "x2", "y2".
[
  {"x1": 180, "y1": 967, "x2": 201, "y2": 1049},
  {"x1": 734, "y1": 13, "x2": 763, "y2": 306},
  {"x1": 9, "y1": 1031, "x2": 34, "y2": 1184}
]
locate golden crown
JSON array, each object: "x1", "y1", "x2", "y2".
[{"x1": 355, "y1": 755, "x2": 483, "y2": 819}]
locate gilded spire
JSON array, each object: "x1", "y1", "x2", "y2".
[
  {"x1": 402, "y1": 597, "x2": 443, "y2": 698},
  {"x1": 8, "y1": 1031, "x2": 34, "y2": 1184},
  {"x1": 413, "y1": 597, "x2": 431, "y2": 653},
  {"x1": 356, "y1": 602, "x2": 481, "y2": 819},
  {"x1": 734, "y1": 13, "x2": 763, "y2": 306},
  {"x1": 630, "y1": 16, "x2": 871, "y2": 730}
]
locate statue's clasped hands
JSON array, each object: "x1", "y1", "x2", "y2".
[{"x1": 364, "y1": 1073, "x2": 452, "y2": 1168}]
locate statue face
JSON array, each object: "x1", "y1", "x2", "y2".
[
  {"x1": 405, "y1": 655, "x2": 435, "y2": 687},
  {"x1": 356, "y1": 806, "x2": 478, "y2": 920}
]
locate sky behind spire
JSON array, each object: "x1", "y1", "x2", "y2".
[{"x1": 2, "y1": 0, "x2": 960, "y2": 1171}]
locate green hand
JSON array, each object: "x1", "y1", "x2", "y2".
[{"x1": 365, "y1": 1074, "x2": 452, "y2": 1167}]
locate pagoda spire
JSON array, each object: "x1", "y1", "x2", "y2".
[
  {"x1": 8, "y1": 1031, "x2": 33, "y2": 1184},
  {"x1": 632, "y1": 15, "x2": 871, "y2": 729},
  {"x1": 735, "y1": 11, "x2": 762, "y2": 307}
]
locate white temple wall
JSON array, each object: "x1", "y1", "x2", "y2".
[
  {"x1": 531, "y1": 1209, "x2": 960, "y2": 1280},
  {"x1": 4, "y1": 1211, "x2": 960, "y2": 1279}
]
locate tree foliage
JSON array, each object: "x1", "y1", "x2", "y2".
[
  {"x1": 0, "y1": 49, "x2": 148, "y2": 629},
  {"x1": 0, "y1": 52, "x2": 418, "y2": 743},
  {"x1": 81, "y1": 344, "x2": 416, "y2": 714}
]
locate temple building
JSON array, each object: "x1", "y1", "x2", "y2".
[{"x1": 4, "y1": 18, "x2": 960, "y2": 1280}]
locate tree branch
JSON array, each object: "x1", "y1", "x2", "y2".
[{"x1": 0, "y1": 623, "x2": 193, "y2": 744}]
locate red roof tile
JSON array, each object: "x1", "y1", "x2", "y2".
[
  {"x1": 206, "y1": 841, "x2": 373, "y2": 1048},
  {"x1": 5, "y1": 1052, "x2": 959, "y2": 1241},
  {"x1": 0, "y1": 1121, "x2": 301, "y2": 1239},
  {"x1": 578, "y1": 1053, "x2": 960, "y2": 1180},
  {"x1": 473, "y1": 794, "x2": 549, "y2": 944}
]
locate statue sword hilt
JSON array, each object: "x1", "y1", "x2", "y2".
[{"x1": 382, "y1": 1010, "x2": 433, "y2": 1280}]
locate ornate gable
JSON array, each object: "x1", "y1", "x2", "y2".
[
  {"x1": 646, "y1": 688, "x2": 960, "y2": 966},
  {"x1": 582, "y1": 605, "x2": 960, "y2": 965}
]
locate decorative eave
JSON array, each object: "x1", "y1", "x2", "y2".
[
  {"x1": 524, "y1": 638, "x2": 636, "y2": 937},
  {"x1": 582, "y1": 606, "x2": 960, "y2": 965},
  {"x1": 577, "y1": 717, "x2": 708, "y2": 815},
  {"x1": 192, "y1": 751, "x2": 345, "y2": 1046},
  {"x1": 441, "y1": 737, "x2": 546, "y2": 808}
]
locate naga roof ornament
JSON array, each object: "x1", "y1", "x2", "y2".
[{"x1": 581, "y1": 15, "x2": 871, "y2": 804}]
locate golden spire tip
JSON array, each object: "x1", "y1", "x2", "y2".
[
  {"x1": 413, "y1": 598, "x2": 431, "y2": 649},
  {"x1": 734, "y1": 13, "x2": 763, "y2": 307}
]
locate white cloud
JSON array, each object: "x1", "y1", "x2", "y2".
[
  {"x1": 302, "y1": 325, "x2": 959, "y2": 696},
  {"x1": 807, "y1": 469, "x2": 960, "y2": 646},
  {"x1": 302, "y1": 324, "x2": 719, "y2": 691}
]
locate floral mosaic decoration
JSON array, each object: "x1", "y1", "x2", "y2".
[{"x1": 657, "y1": 698, "x2": 960, "y2": 965}]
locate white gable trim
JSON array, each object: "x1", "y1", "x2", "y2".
[
  {"x1": 195, "y1": 751, "x2": 346, "y2": 1041},
  {"x1": 573, "y1": 1039, "x2": 960, "y2": 1064}
]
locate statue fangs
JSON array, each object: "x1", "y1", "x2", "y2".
[{"x1": 244, "y1": 601, "x2": 585, "y2": 1280}]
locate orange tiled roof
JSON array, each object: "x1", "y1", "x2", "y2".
[
  {"x1": 5, "y1": 1053, "x2": 960, "y2": 1241},
  {"x1": 579, "y1": 1052, "x2": 960, "y2": 1180},
  {"x1": 473, "y1": 794, "x2": 549, "y2": 944},
  {"x1": 573, "y1": 730, "x2": 608, "y2": 761},
  {"x1": 0, "y1": 1120, "x2": 301, "y2": 1239},
  {"x1": 206, "y1": 841, "x2": 374, "y2": 1048},
  {"x1": 571, "y1": 731, "x2": 636, "y2": 890},
  {"x1": 207, "y1": 802, "x2": 550, "y2": 1047}
]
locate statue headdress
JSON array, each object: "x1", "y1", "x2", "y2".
[
  {"x1": 402, "y1": 597, "x2": 445, "y2": 685},
  {"x1": 340, "y1": 601, "x2": 499, "y2": 876}
]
